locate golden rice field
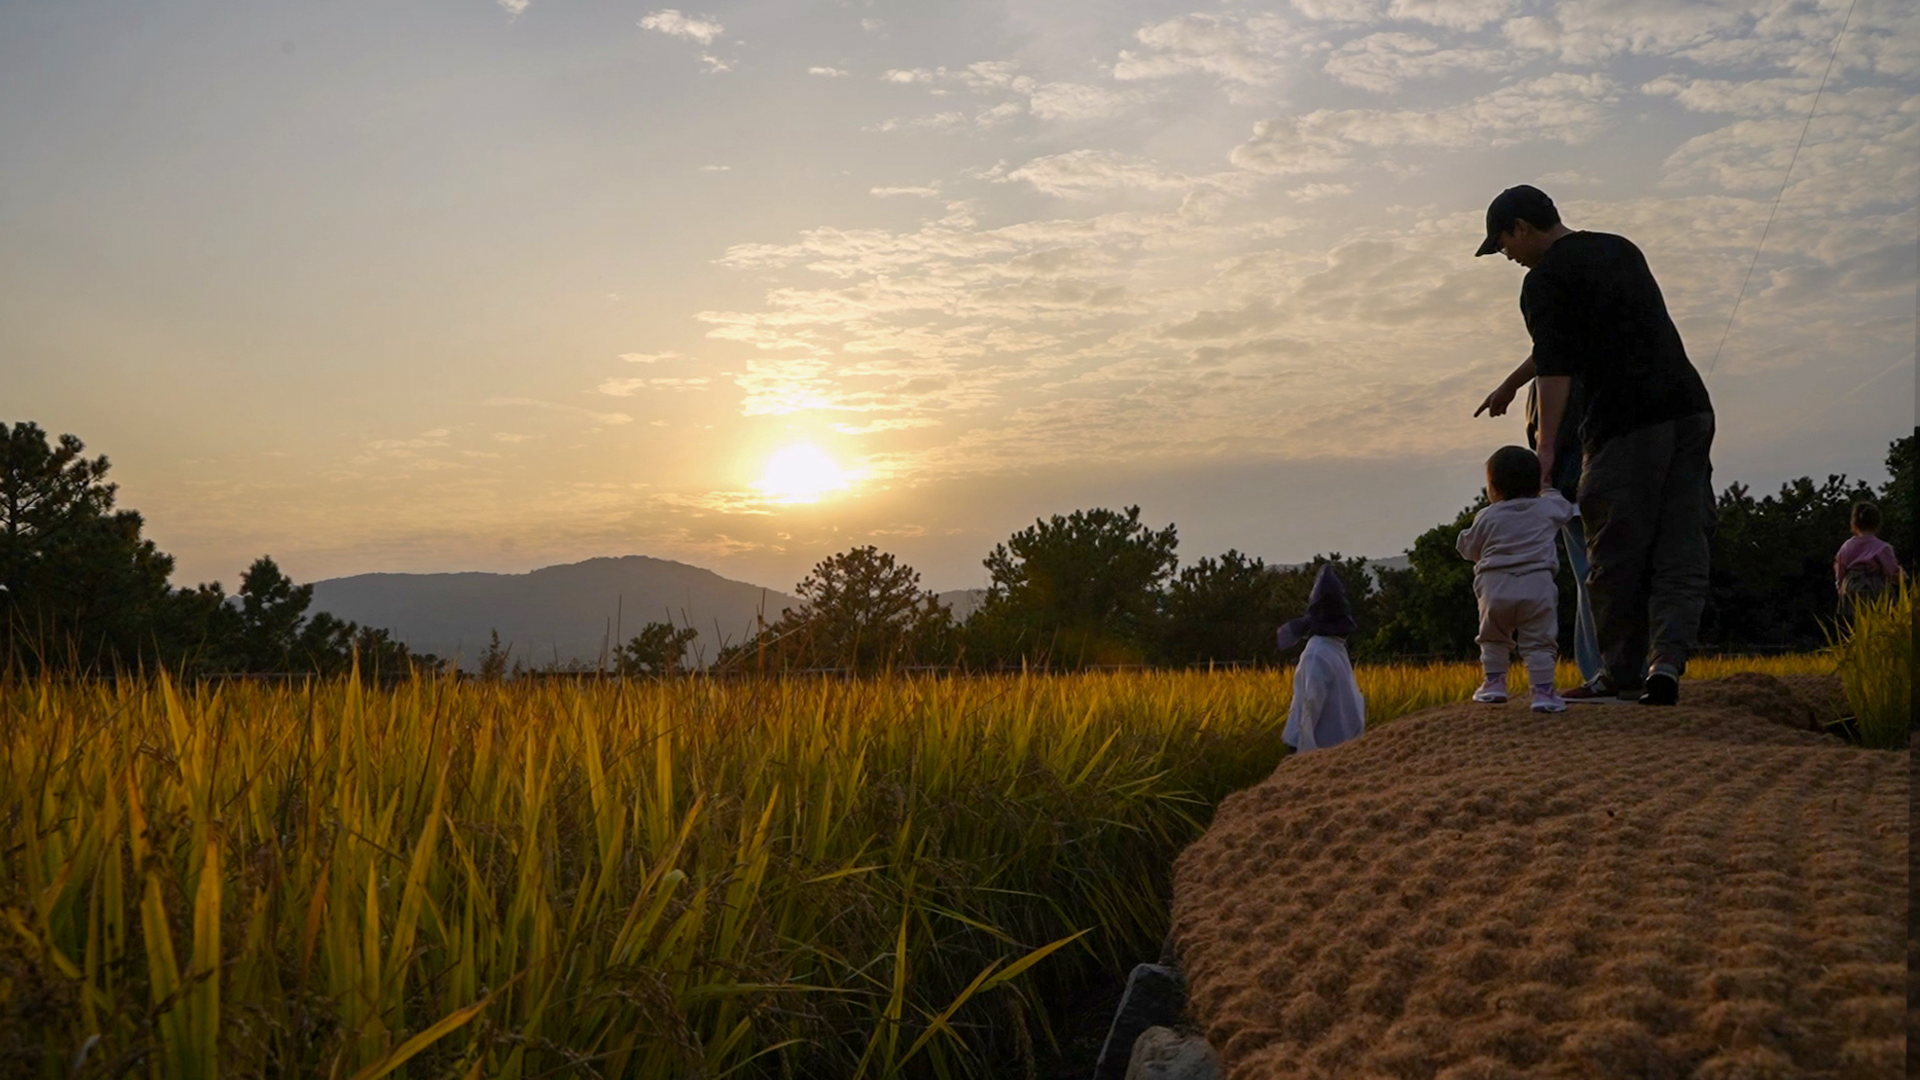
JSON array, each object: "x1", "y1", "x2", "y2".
[{"x1": 0, "y1": 653, "x2": 1839, "y2": 1080}]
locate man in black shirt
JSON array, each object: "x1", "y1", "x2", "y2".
[{"x1": 1473, "y1": 185, "x2": 1715, "y2": 706}]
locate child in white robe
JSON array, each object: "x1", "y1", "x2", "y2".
[{"x1": 1277, "y1": 564, "x2": 1366, "y2": 753}]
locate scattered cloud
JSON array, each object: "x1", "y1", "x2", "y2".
[
  {"x1": 1324, "y1": 33, "x2": 1519, "y2": 93},
  {"x1": 699, "y1": 164, "x2": 732, "y2": 172},
  {"x1": 871, "y1": 184, "x2": 943, "y2": 198},
  {"x1": 1385, "y1": 0, "x2": 1518, "y2": 33},
  {"x1": 599, "y1": 377, "x2": 711, "y2": 397},
  {"x1": 809, "y1": 66, "x2": 849, "y2": 77},
  {"x1": 1001, "y1": 150, "x2": 1203, "y2": 198},
  {"x1": 1027, "y1": 82, "x2": 1152, "y2": 120},
  {"x1": 639, "y1": 9, "x2": 724, "y2": 44},
  {"x1": 621, "y1": 351, "x2": 683, "y2": 364},
  {"x1": 1287, "y1": 182, "x2": 1352, "y2": 201},
  {"x1": 483, "y1": 398, "x2": 634, "y2": 425},
  {"x1": 1235, "y1": 72, "x2": 1620, "y2": 174},
  {"x1": 1114, "y1": 12, "x2": 1307, "y2": 87},
  {"x1": 497, "y1": 0, "x2": 530, "y2": 15},
  {"x1": 1288, "y1": 0, "x2": 1385, "y2": 25}
]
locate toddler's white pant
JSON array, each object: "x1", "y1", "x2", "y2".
[{"x1": 1475, "y1": 569, "x2": 1559, "y2": 689}]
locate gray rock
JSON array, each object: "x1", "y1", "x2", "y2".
[
  {"x1": 1124, "y1": 1026, "x2": 1222, "y2": 1080},
  {"x1": 1094, "y1": 964, "x2": 1185, "y2": 1080}
]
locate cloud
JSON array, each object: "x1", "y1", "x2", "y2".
[
  {"x1": 1113, "y1": 12, "x2": 1307, "y2": 87},
  {"x1": 639, "y1": 9, "x2": 724, "y2": 44},
  {"x1": 1537, "y1": 169, "x2": 1601, "y2": 186},
  {"x1": 1289, "y1": 0, "x2": 1385, "y2": 24},
  {"x1": 1234, "y1": 73, "x2": 1620, "y2": 174},
  {"x1": 1288, "y1": 182, "x2": 1352, "y2": 201},
  {"x1": 1658, "y1": 89, "x2": 1920, "y2": 210},
  {"x1": 482, "y1": 398, "x2": 634, "y2": 425},
  {"x1": 700, "y1": 53, "x2": 733, "y2": 74},
  {"x1": 621, "y1": 351, "x2": 683, "y2": 363},
  {"x1": 1228, "y1": 117, "x2": 1355, "y2": 176},
  {"x1": 598, "y1": 377, "x2": 711, "y2": 396},
  {"x1": 1324, "y1": 33, "x2": 1520, "y2": 93},
  {"x1": 497, "y1": 0, "x2": 530, "y2": 15},
  {"x1": 1386, "y1": 0, "x2": 1519, "y2": 32},
  {"x1": 1001, "y1": 150, "x2": 1204, "y2": 198},
  {"x1": 809, "y1": 66, "x2": 849, "y2": 77},
  {"x1": 883, "y1": 68, "x2": 934, "y2": 84},
  {"x1": 871, "y1": 184, "x2": 943, "y2": 198},
  {"x1": 1640, "y1": 75, "x2": 1820, "y2": 117},
  {"x1": 869, "y1": 102, "x2": 1025, "y2": 134},
  {"x1": 699, "y1": 164, "x2": 732, "y2": 172},
  {"x1": 1027, "y1": 82, "x2": 1152, "y2": 120}
]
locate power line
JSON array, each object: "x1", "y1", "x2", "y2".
[{"x1": 1705, "y1": 0, "x2": 1858, "y2": 380}]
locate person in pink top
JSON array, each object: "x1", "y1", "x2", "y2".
[
  {"x1": 1834, "y1": 501, "x2": 1904, "y2": 622},
  {"x1": 1457, "y1": 446, "x2": 1578, "y2": 713}
]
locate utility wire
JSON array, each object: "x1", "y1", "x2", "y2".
[{"x1": 1705, "y1": 0, "x2": 1858, "y2": 380}]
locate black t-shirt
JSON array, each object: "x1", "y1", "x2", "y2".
[{"x1": 1522, "y1": 231, "x2": 1712, "y2": 452}]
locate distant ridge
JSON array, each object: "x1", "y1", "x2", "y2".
[
  {"x1": 309, "y1": 554, "x2": 1406, "y2": 671},
  {"x1": 310, "y1": 555, "x2": 800, "y2": 671}
]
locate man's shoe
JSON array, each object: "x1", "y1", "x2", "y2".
[
  {"x1": 1472, "y1": 674, "x2": 1508, "y2": 704},
  {"x1": 1530, "y1": 686, "x2": 1567, "y2": 713},
  {"x1": 1638, "y1": 672, "x2": 1679, "y2": 706}
]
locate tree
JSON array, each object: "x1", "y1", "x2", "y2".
[
  {"x1": 0, "y1": 422, "x2": 175, "y2": 671},
  {"x1": 1880, "y1": 432, "x2": 1913, "y2": 573},
  {"x1": 970, "y1": 506, "x2": 1177, "y2": 667},
  {"x1": 1158, "y1": 550, "x2": 1284, "y2": 666},
  {"x1": 1371, "y1": 500, "x2": 1485, "y2": 660},
  {"x1": 1705, "y1": 474, "x2": 1876, "y2": 649},
  {"x1": 616, "y1": 620, "x2": 701, "y2": 677},
  {"x1": 478, "y1": 629, "x2": 511, "y2": 682},
  {"x1": 235, "y1": 556, "x2": 316, "y2": 672},
  {"x1": 735, "y1": 547, "x2": 955, "y2": 672}
]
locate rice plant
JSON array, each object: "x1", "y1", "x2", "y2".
[
  {"x1": 0, "y1": 654, "x2": 1842, "y2": 1078},
  {"x1": 1830, "y1": 578, "x2": 1914, "y2": 749}
]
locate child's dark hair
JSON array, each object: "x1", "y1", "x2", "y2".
[
  {"x1": 1853, "y1": 501, "x2": 1882, "y2": 531},
  {"x1": 1487, "y1": 445, "x2": 1541, "y2": 500}
]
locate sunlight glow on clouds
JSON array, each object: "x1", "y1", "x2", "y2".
[{"x1": 5, "y1": 0, "x2": 1913, "y2": 589}]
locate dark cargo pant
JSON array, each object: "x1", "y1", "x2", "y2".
[{"x1": 1577, "y1": 412, "x2": 1716, "y2": 685}]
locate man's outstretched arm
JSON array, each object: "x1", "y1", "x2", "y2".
[{"x1": 1476, "y1": 355, "x2": 1536, "y2": 418}]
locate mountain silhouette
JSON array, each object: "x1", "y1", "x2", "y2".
[{"x1": 310, "y1": 555, "x2": 800, "y2": 671}]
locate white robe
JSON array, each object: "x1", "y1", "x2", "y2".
[{"x1": 1282, "y1": 636, "x2": 1366, "y2": 753}]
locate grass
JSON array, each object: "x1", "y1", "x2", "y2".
[
  {"x1": 1830, "y1": 579, "x2": 1914, "y2": 749},
  {"x1": 0, "y1": 653, "x2": 1844, "y2": 1078}
]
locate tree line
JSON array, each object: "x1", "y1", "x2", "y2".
[
  {"x1": 3, "y1": 420, "x2": 1910, "y2": 678},
  {"x1": 1, "y1": 422, "x2": 438, "y2": 677}
]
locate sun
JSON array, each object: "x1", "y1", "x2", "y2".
[{"x1": 755, "y1": 444, "x2": 851, "y2": 504}]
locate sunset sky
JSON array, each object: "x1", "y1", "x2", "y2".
[{"x1": 4, "y1": 0, "x2": 1914, "y2": 594}]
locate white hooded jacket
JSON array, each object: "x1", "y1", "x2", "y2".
[{"x1": 1282, "y1": 635, "x2": 1366, "y2": 753}]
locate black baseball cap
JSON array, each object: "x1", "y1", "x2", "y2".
[{"x1": 1474, "y1": 184, "x2": 1558, "y2": 257}]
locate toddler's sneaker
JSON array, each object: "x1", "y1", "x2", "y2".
[
  {"x1": 1530, "y1": 685, "x2": 1567, "y2": 713},
  {"x1": 1472, "y1": 674, "x2": 1508, "y2": 704}
]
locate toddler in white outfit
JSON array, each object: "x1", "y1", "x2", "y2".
[{"x1": 1457, "y1": 445, "x2": 1576, "y2": 713}]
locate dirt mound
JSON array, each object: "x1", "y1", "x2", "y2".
[{"x1": 1170, "y1": 674, "x2": 1907, "y2": 1079}]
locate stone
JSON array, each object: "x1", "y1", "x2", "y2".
[
  {"x1": 1124, "y1": 1026, "x2": 1223, "y2": 1080},
  {"x1": 1094, "y1": 963, "x2": 1186, "y2": 1080}
]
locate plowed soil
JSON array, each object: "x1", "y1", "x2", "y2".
[{"x1": 1170, "y1": 674, "x2": 1908, "y2": 1079}]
